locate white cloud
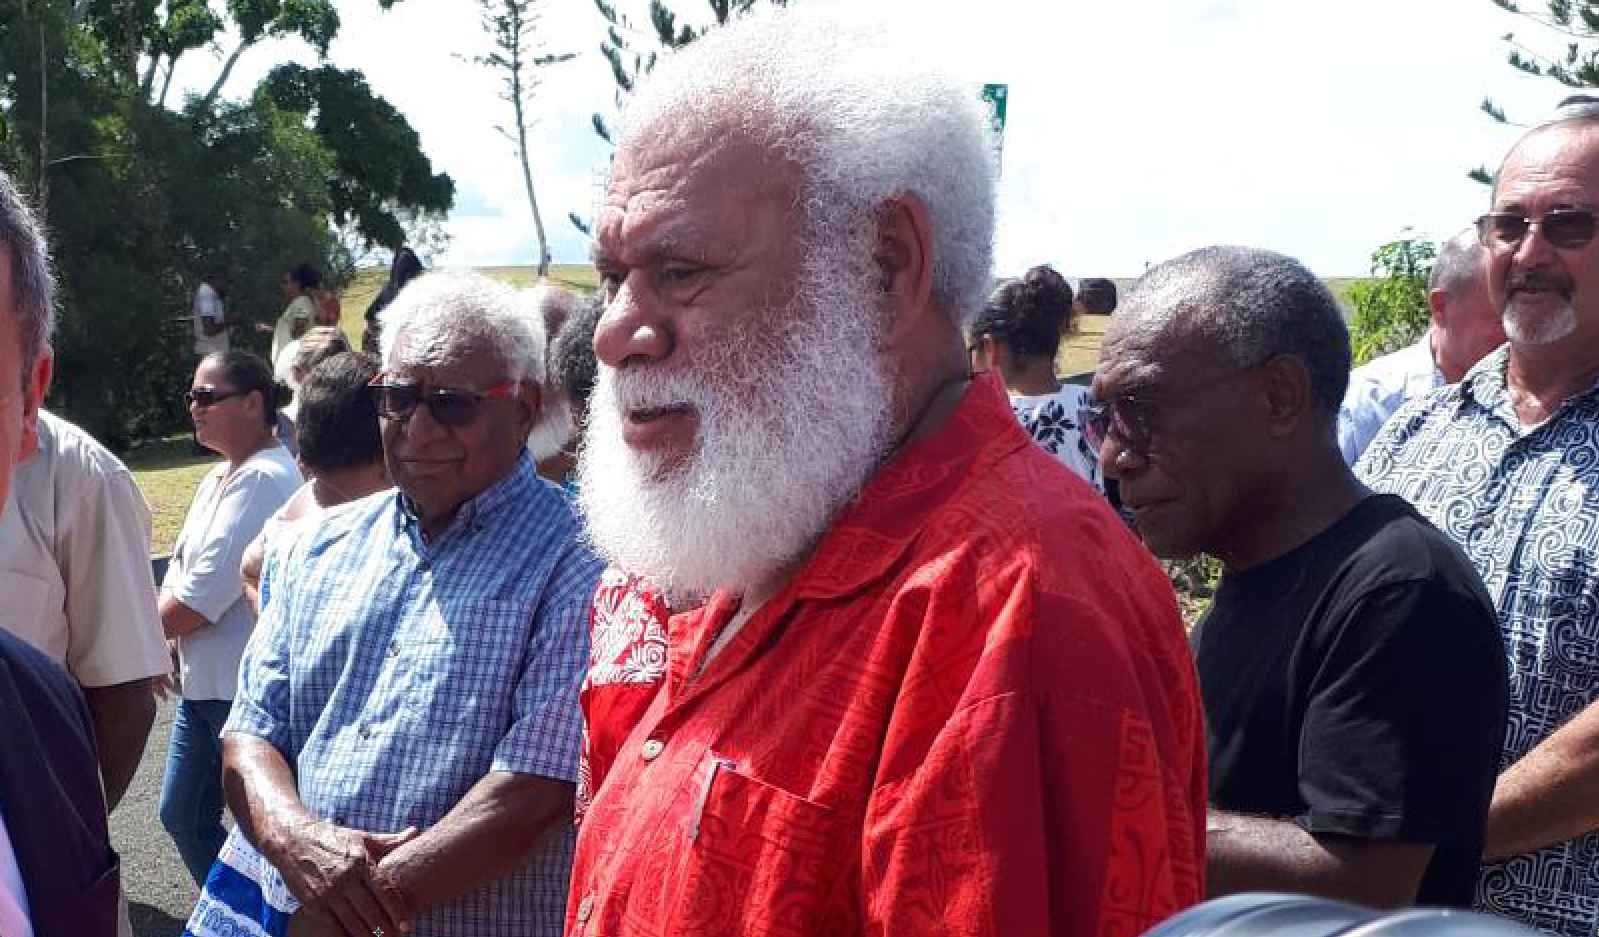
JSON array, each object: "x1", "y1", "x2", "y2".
[{"x1": 177, "y1": 0, "x2": 1578, "y2": 276}]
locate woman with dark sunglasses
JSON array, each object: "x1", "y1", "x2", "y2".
[
  {"x1": 967, "y1": 264, "x2": 1104, "y2": 492},
  {"x1": 157, "y1": 351, "x2": 302, "y2": 886}
]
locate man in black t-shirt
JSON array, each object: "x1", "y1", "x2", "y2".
[{"x1": 1087, "y1": 245, "x2": 1507, "y2": 909}]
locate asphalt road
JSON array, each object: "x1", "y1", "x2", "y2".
[{"x1": 113, "y1": 696, "x2": 203, "y2": 937}]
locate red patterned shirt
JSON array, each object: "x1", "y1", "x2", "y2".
[
  {"x1": 566, "y1": 374, "x2": 1206, "y2": 937},
  {"x1": 577, "y1": 570, "x2": 672, "y2": 824}
]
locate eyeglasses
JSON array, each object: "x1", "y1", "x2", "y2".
[
  {"x1": 1476, "y1": 209, "x2": 1599, "y2": 250},
  {"x1": 1079, "y1": 397, "x2": 1153, "y2": 458},
  {"x1": 186, "y1": 386, "x2": 245, "y2": 408},
  {"x1": 1079, "y1": 363, "x2": 1264, "y2": 458},
  {"x1": 369, "y1": 377, "x2": 519, "y2": 427}
]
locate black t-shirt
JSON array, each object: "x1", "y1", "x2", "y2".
[{"x1": 1192, "y1": 494, "x2": 1507, "y2": 908}]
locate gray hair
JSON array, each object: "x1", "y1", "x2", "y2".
[
  {"x1": 377, "y1": 270, "x2": 545, "y2": 385},
  {"x1": 1122, "y1": 246, "x2": 1351, "y2": 413},
  {"x1": 1428, "y1": 228, "x2": 1484, "y2": 296},
  {"x1": 1492, "y1": 104, "x2": 1599, "y2": 201},
  {"x1": 529, "y1": 281, "x2": 579, "y2": 340},
  {"x1": 617, "y1": 5, "x2": 997, "y2": 328},
  {"x1": 0, "y1": 172, "x2": 54, "y2": 383}
]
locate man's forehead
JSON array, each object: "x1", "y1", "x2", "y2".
[
  {"x1": 1497, "y1": 123, "x2": 1599, "y2": 207},
  {"x1": 597, "y1": 128, "x2": 795, "y2": 258},
  {"x1": 388, "y1": 327, "x2": 506, "y2": 383}
]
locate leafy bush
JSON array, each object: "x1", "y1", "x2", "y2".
[{"x1": 1344, "y1": 235, "x2": 1437, "y2": 367}]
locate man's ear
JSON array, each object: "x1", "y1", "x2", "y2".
[
  {"x1": 19, "y1": 345, "x2": 52, "y2": 463},
  {"x1": 517, "y1": 380, "x2": 541, "y2": 433},
  {"x1": 874, "y1": 193, "x2": 935, "y2": 333},
  {"x1": 1427, "y1": 288, "x2": 1447, "y2": 328},
  {"x1": 1257, "y1": 354, "x2": 1315, "y2": 437}
]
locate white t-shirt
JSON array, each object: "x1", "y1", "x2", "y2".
[
  {"x1": 192, "y1": 282, "x2": 228, "y2": 357},
  {"x1": 0, "y1": 411, "x2": 169, "y2": 687},
  {"x1": 163, "y1": 445, "x2": 301, "y2": 700},
  {"x1": 1008, "y1": 384, "x2": 1103, "y2": 492},
  {"x1": 0, "y1": 808, "x2": 31, "y2": 937}
]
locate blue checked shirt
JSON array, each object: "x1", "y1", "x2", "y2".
[
  {"x1": 226, "y1": 453, "x2": 601, "y2": 937},
  {"x1": 1358, "y1": 346, "x2": 1599, "y2": 937}
]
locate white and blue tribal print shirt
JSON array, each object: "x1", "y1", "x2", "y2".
[
  {"x1": 226, "y1": 453, "x2": 602, "y2": 937},
  {"x1": 1358, "y1": 346, "x2": 1599, "y2": 937}
]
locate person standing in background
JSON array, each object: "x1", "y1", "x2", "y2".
[
  {"x1": 267, "y1": 264, "x2": 319, "y2": 364},
  {"x1": 159, "y1": 351, "x2": 301, "y2": 885},
  {"x1": 363, "y1": 247, "x2": 424, "y2": 355},
  {"x1": 968, "y1": 265, "x2": 1103, "y2": 491},
  {"x1": 193, "y1": 273, "x2": 227, "y2": 358}
]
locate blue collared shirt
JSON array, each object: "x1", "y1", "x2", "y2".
[
  {"x1": 1357, "y1": 346, "x2": 1599, "y2": 936},
  {"x1": 1336, "y1": 332, "x2": 1444, "y2": 466},
  {"x1": 227, "y1": 453, "x2": 601, "y2": 937}
]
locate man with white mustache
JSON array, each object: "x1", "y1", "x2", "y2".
[
  {"x1": 1359, "y1": 112, "x2": 1599, "y2": 936},
  {"x1": 564, "y1": 7, "x2": 1206, "y2": 937}
]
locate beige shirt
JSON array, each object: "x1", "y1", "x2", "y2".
[{"x1": 0, "y1": 411, "x2": 169, "y2": 687}]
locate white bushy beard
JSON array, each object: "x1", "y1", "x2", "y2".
[
  {"x1": 1503, "y1": 295, "x2": 1578, "y2": 346},
  {"x1": 577, "y1": 245, "x2": 895, "y2": 604}
]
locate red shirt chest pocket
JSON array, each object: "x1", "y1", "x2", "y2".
[{"x1": 667, "y1": 757, "x2": 850, "y2": 937}]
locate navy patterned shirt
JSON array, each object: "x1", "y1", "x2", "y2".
[
  {"x1": 1358, "y1": 346, "x2": 1599, "y2": 936},
  {"x1": 227, "y1": 453, "x2": 601, "y2": 936}
]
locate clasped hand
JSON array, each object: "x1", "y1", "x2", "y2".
[{"x1": 279, "y1": 819, "x2": 418, "y2": 937}]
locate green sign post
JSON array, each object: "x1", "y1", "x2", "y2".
[{"x1": 981, "y1": 82, "x2": 1008, "y2": 172}]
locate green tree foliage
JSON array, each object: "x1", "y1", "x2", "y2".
[
  {"x1": 1344, "y1": 236, "x2": 1438, "y2": 367},
  {"x1": 0, "y1": 0, "x2": 452, "y2": 445},
  {"x1": 1474, "y1": 0, "x2": 1599, "y2": 182},
  {"x1": 261, "y1": 64, "x2": 454, "y2": 250}
]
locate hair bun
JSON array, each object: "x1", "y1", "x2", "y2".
[{"x1": 1014, "y1": 265, "x2": 1073, "y2": 328}]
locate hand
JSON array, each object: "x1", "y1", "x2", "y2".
[
  {"x1": 285, "y1": 906, "x2": 343, "y2": 937},
  {"x1": 275, "y1": 820, "x2": 419, "y2": 937},
  {"x1": 154, "y1": 644, "x2": 180, "y2": 701}
]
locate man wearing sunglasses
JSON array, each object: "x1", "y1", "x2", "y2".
[
  {"x1": 214, "y1": 271, "x2": 600, "y2": 937},
  {"x1": 1091, "y1": 246, "x2": 1506, "y2": 911},
  {"x1": 1358, "y1": 113, "x2": 1599, "y2": 937}
]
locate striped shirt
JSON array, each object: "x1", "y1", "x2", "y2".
[{"x1": 226, "y1": 453, "x2": 601, "y2": 936}]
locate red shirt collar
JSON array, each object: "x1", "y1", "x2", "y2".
[{"x1": 787, "y1": 371, "x2": 1032, "y2": 601}]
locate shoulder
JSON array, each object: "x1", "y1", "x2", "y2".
[
  {"x1": 917, "y1": 441, "x2": 1185, "y2": 679},
  {"x1": 1317, "y1": 495, "x2": 1494, "y2": 622},
  {"x1": 236, "y1": 447, "x2": 302, "y2": 488},
  {"x1": 30, "y1": 411, "x2": 132, "y2": 483}
]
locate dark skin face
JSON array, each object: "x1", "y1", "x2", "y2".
[
  {"x1": 380, "y1": 331, "x2": 538, "y2": 537},
  {"x1": 1092, "y1": 317, "x2": 1278, "y2": 563}
]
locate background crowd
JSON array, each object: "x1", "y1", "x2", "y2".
[{"x1": 1, "y1": 5, "x2": 1599, "y2": 937}]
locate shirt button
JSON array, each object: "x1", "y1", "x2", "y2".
[
  {"x1": 388, "y1": 643, "x2": 399, "y2": 657},
  {"x1": 577, "y1": 893, "x2": 594, "y2": 923},
  {"x1": 641, "y1": 739, "x2": 665, "y2": 761}
]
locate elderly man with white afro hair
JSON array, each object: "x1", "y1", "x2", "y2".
[
  {"x1": 568, "y1": 5, "x2": 1206, "y2": 936},
  {"x1": 217, "y1": 266, "x2": 601, "y2": 937}
]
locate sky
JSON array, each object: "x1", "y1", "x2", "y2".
[{"x1": 170, "y1": 0, "x2": 1578, "y2": 277}]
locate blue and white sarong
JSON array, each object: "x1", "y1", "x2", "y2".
[{"x1": 182, "y1": 828, "x2": 300, "y2": 937}]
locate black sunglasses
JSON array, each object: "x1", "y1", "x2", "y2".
[
  {"x1": 1476, "y1": 208, "x2": 1599, "y2": 251},
  {"x1": 369, "y1": 378, "x2": 519, "y2": 428},
  {"x1": 1079, "y1": 398, "x2": 1152, "y2": 458},
  {"x1": 186, "y1": 386, "x2": 246, "y2": 408}
]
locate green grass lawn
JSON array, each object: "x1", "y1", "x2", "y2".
[{"x1": 124, "y1": 436, "x2": 218, "y2": 555}]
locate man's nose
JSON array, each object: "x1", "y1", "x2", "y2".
[{"x1": 594, "y1": 272, "x2": 673, "y2": 369}]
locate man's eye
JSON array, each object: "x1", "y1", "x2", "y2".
[{"x1": 659, "y1": 265, "x2": 702, "y2": 286}]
